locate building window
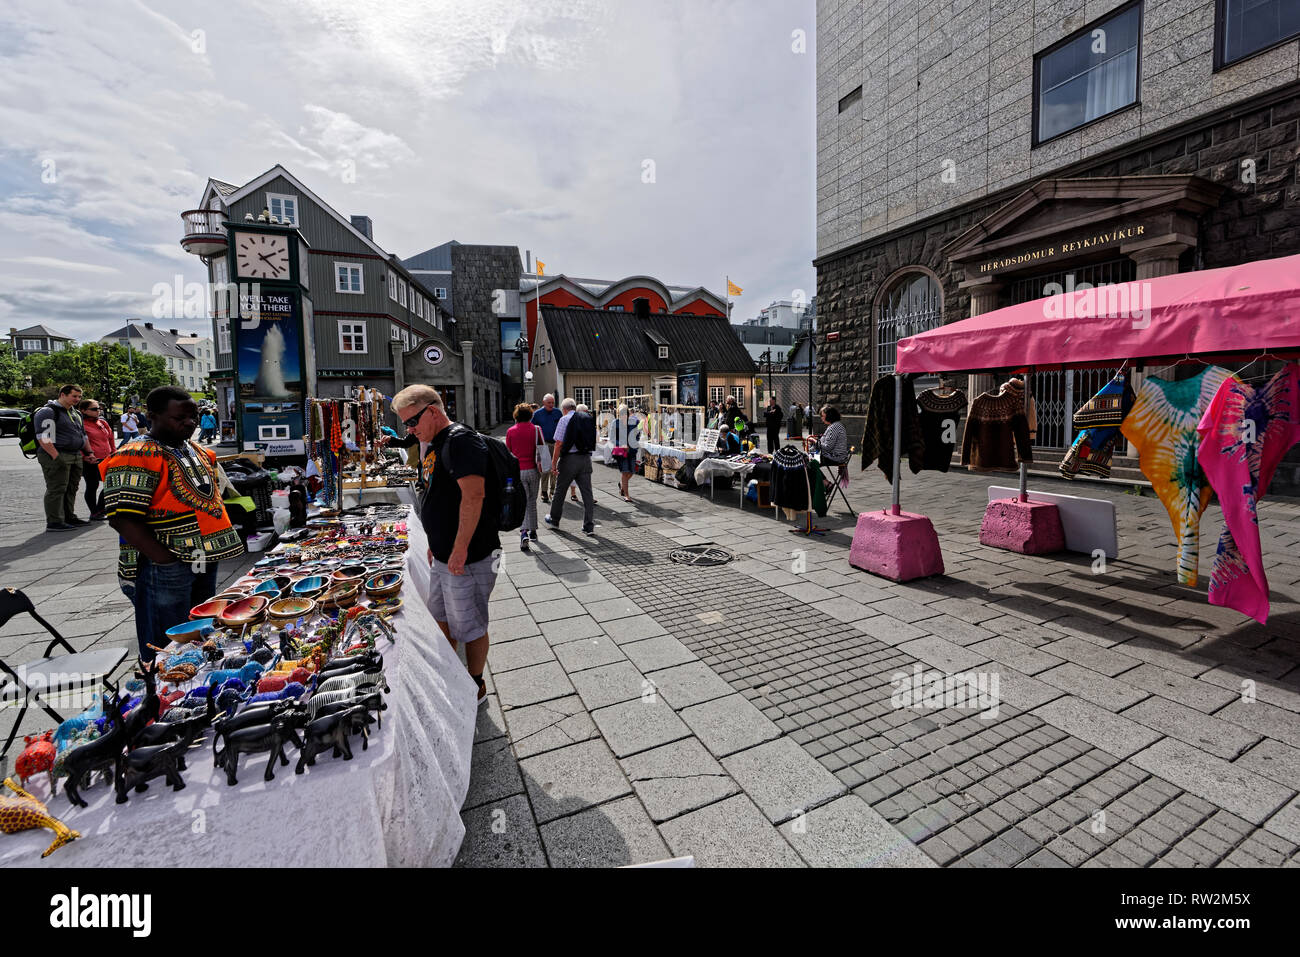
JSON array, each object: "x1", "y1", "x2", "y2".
[
  {"x1": 658, "y1": 345, "x2": 669, "y2": 360},
  {"x1": 339, "y1": 321, "x2": 367, "y2": 354},
  {"x1": 217, "y1": 319, "x2": 230, "y2": 353},
  {"x1": 402, "y1": 329, "x2": 410, "y2": 349},
  {"x1": 435, "y1": 287, "x2": 447, "y2": 299},
  {"x1": 188, "y1": 360, "x2": 194, "y2": 371},
  {"x1": 1033, "y1": 1, "x2": 1141, "y2": 145},
  {"x1": 1217, "y1": 0, "x2": 1300, "y2": 67},
  {"x1": 391, "y1": 325, "x2": 402, "y2": 341},
  {"x1": 732, "y1": 385, "x2": 744, "y2": 409},
  {"x1": 876, "y1": 272, "x2": 942, "y2": 378},
  {"x1": 20, "y1": 339, "x2": 39, "y2": 350},
  {"x1": 574, "y1": 387, "x2": 594, "y2": 408},
  {"x1": 259, "y1": 424, "x2": 291, "y2": 440},
  {"x1": 709, "y1": 386, "x2": 726, "y2": 407},
  {"x1": 388, "y1": 272, "x2": 398, "y2": 301},
  {"x1": 51, "y1": 340, "x2": 64, "y2": 351},
  {"x1": 599, "y1": 387, "x2": 619, "y2": 403},
  {"x1": 398, "y1": 278, "x2": 408, "y2": 308},
  {"x1": 416, "y1": 298, "x2": 424, "y2": 319},
  {"x1": 266, "y1": 193, "x2": 299, "y2": 226},
  {"x1": 838, "y1": 86, "x2": 863, "y2": 114},
  {"x1": 624, "y1": 387, "x2": 644, "y2": 399},
  {"x1": 608, "y1": 305, "x2": 624, "y2": 312},
  {"x1": 334, "y1": 262, "x2": 363, "y2": 294}
]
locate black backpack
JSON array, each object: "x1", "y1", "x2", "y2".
[
  {"x1": 17, "y1": 408, "x2": 39, "y2": 458},
  {"x1": 441, "y1": 425, "x2": 525, "y2": 532}
]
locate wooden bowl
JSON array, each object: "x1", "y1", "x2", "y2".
[
  {"x1": 291, "y1": 575, "x2": 328, "y2": 598},
  {"x1": 364, "y1": 572, "x2": 404, "y2": 599},
  {"x1": 253, "y1": 579, "x2": 285, "y2": 599},
  {"x1": 333, "y1": 563, "x2": 368, "y2": 582},
  {"x1": 366, "y1": 597, "x2": 403, "y2": 617},
  {"x1": 218, "y1": 594, "x2": 268, "y2": 628},
  {"x1": 320, "y1": 582, "x2": 361, "y2": 610},
  {"x1": 166, "y1": 617, "x2": 217, "y2": 643},
  {"x1": 268, "y1": 596, "x2": 316, "y2": 624},
  {"x1": 191, "y1": 598, "x2": 231, "y2": 621}
]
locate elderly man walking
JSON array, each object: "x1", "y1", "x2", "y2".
[
  {"x1": 543, "y1": 398, "x2": 597, "y2": 536},
  {"x1": 531, "y1": 393, "x2": 563, "y2": 505},
  {"x1": 392, "y1": 383, "x2": 499, "y2": 706}
]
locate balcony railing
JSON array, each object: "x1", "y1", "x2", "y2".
[{"x1": 180, "y1": 208, "x2": 227, "y2": 238}]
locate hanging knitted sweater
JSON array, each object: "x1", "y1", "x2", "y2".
[
  {"x1": 1059, "y1": 371, "x2": 1135, "y2": 479},
  {"x1": 962, "y1": 391, "x2": 1033, "y2": 472},
  {"x1": 915, "y1": 388, "x2": 966, "y2": 472},
  {"x1": 859, "y1": 375, "x2": 924, "y2": 481}
]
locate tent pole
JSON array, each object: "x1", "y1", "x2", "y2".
[
  {"x1": 891, "y1": 373, "x2": 903, "y2": 516},
  {"x1": 1018, "y1": 370, "x2": 1031, "y2": 503}
]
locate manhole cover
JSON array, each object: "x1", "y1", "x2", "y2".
[{"x1": 669, "y1": 544, "x2": 735, "y2": 567}]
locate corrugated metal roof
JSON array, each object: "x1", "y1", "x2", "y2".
[{"x1": 541, "y1": 307, "x2": 755, "y2": 374}]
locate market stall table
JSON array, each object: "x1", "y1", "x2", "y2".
[{"x1": 0, "y1": 502, "x2": 476, "y2": 868}]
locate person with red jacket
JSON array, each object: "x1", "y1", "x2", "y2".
[{"x1": 78, "y1": 398, "x2": 116, "y2": 520}]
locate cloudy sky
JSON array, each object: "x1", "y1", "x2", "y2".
[{"x1": 0, "y1": 0, "x2": 817, "y2": 343}]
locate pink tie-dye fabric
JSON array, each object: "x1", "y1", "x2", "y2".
[{"x1": 1197, "y1": 364, "x2": 1300, "y2": 624}]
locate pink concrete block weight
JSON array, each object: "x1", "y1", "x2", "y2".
[
  {"x1": 849, "y1": 510, "x2": 944, "y2": 582},
  {"x1": 979, "y1": 498, "x2": 1065, "y2": 555}
]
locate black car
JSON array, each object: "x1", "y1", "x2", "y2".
[{"x1": 0, "y1": 408, "x2": 25, "y2": 437}]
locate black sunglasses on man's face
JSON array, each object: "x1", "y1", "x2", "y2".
[{"x1": 402, "y1": 405, "x2": 432, "y2": 430}]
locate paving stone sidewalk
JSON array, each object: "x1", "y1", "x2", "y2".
[{"x1": 456, "y1": 449, "x2": 1300, "y2": 867}]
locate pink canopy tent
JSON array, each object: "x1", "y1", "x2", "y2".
[{"x1": 895, "y1": 252, "x2": 1300, "y2": 374}]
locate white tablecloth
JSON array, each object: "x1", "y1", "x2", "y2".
[
  {"x1": 1, "y1": 506, "x2": 475, "y2": 868},
  {"x1": 594, "y1": 439, "x2": 615, "y2": 465},
  {"x1": 693, "y1": 458, "x2": 759, "y2": 485},
  {"x1": 640, "y1": 442, "x2": 705, "y2": 462}
]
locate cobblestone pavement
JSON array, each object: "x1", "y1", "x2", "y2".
[
  {"x1": 4, "y1": 435, "x2": 1298, "y2": 867},
  {"x1": 456, "y1": 448, "x2": 1300, "y2": 867}
]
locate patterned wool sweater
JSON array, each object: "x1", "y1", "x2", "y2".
[{"x1": 961, "y1": 391, "x2": 1034, "y2": 472}]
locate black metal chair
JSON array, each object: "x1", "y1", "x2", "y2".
[{"x1": 0, "y1": 588, "x2": 129, "y2": 775}]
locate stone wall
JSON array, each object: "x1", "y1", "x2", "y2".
[
  {"x1": 815, "y1": 83, "x2": 1300, "y2": 414},
  {"x1": 450, "y1": 244, "x2": 522, "y2": 425},
  {"x1": 816, "y1": 0, "x2": 1300, "y2": 257}
]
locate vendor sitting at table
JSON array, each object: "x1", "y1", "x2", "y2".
[
  {"x1": 716, "y1": 423, "x2": 743, "y2": 456},
  {"x1": 811, "y1": 405, "x2": 849, "y2": 465}
]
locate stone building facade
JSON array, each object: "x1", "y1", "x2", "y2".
[{"x1": 814, "y1": 0, "x2": 1300, "y2": 485}]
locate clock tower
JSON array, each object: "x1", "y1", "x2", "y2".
[{"x1": 224, "y1": 220, "x2": 315, "y2": 457}]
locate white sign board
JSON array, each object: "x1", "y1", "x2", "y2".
[
  {"x1": 987, "y1": 486, "x2": 1118, "y2": 559},
  {"x1": 247, "y1": 439, "x2": 307, "y2": 456},
  {"x1": 697, "y1": 429, "x2": 721, "y2": 453}
]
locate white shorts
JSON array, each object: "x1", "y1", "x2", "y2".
[{"x1": 425, "y1": 553, "x2": 499, "y2": 643}]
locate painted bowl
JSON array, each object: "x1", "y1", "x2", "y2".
[
  {"x1": 218, "y1": 595, "x2": 269, "y2": 628},
  {"x1": 364, "y1": 572, "x2": 404, "y2": 599},
  {"x1": 268, "y1": 596, "x2": 316, "y2": 624},
  {"x1": 166, "y1": 617, "x2": 217, "y2": 643},
  {"x1": 234, "y1": 576, "x2": 262, "y2": 589},
  {"x1": 332, "y1": 564, "x2": 367, "y2": 584},
  {"x1": 190, "y1": 598, "x2": 231, "y2": 621},
  {"x1": 320, "y1": 582, "x2": 361, "y2": 610},
  {"x1": 366, "y1": 597, "x2": 403, "y2": 617},
  {"x1": 291, "y1": 575, "x2": 328, "y2": 597}
]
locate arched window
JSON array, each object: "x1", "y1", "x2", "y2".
[{"x1": 875, "y1": 271, "x2": 942, "y2": 378}]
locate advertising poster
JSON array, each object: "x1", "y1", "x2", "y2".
[
  {"x1": 676, "y1": 360, "x2": 706, "y2": 407},
  {"x1": 237, "y1": 291, "x2": 307, "y2": 455}
]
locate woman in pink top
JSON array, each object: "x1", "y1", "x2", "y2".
[
  {"x1": 77, "y1": 398, "x2": 116, "y2": 520},
  {"x1": 505, "y1": 402, "x2": 545, "y2": 552}
]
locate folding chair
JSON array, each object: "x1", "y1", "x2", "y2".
[
  {"x1": 0, "y1": 588, "x2": 130, "y2": 775},
  {"x1": 817, "y1": 458, "x2": 855, "y2": 517}
]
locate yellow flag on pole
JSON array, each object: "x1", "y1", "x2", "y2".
[
  {"x1": 536, "y1": 260, "x2": 546, "y2": 277},
  {"x1": 727, "y1": 279, "x2": 743, "y2": 296}
]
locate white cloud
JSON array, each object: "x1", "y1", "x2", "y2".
[{"x1": 2, "y1": 256, "x2": 119, "y2": 275}]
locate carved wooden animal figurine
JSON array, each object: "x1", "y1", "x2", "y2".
[
  {"x1": 122, "y1": 661, "x2": 162, "y2": 751},
  {"x1": 212, "y1": 701, "x2": 298, "y2": 767},
  {"x1": 317, "y1": 650, "x2": 383, "y2": 676},
  {"x1": 288, "y1": 705, "x2": 366, "y2": 774},
  {"x1": 15, "y1": 731, "x2": 56, "y2": 791},
  {"x1": 61, "y1": 696, "x2": 125, "y2": 809},
  {"x1": 1, "y1": 778, "x2": 80, "y2": 858},
  {"x1": 314, "y1": 670, "x2": 388, "y2": 696},
  {"x1": 218, "y1": 713, "x2": 299, "y2": 786},
  {"x1": 205, "y1": 662, "x2": 264, "y2": 688},
  {"x1": 114, "y1": 736, "x2": 188, "y2": 803}
]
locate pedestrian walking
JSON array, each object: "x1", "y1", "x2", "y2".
[
  {"x1": 610, "y1": 403, "x2": 638, "y2": 503},
  {"x1": 198, "y1": 408, "x2": 218, "y2": 443},
  {"x1": 531, "y1": 393, "x2": 563, "y2": 505},
  {"x1": 543, "y1": 397, "x2": 597, "y2": 536},
  {"x1": 33, "y1": 384, "x2": 89, "y2": 532},
  {"x1": 78, "y1": 398, "x2": 114, "y2": 520},
  {"x1": 101, "y1": 386, "x2": 245, "y2": 662},
  {"x1": 764, "y1": 396, "x2": 783, "y2": 453},
  {"x1": 789, "y1": 402, "x2": 804, "y2": 439},
  {"x1": 391, "y1": 383, "x2": 499, "y2": 707},
  {"x1": 505, "y1": 402, "x2": 544, "y2": 552},
  {"x1": 118, "y1": 407, "x2": 139, "y2": 447}
]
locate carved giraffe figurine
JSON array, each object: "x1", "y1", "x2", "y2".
[{"x1": 0, "y1": 777, "x2": 80, "y2": 858}]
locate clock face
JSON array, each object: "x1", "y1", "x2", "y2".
[
  {"x1": 423, "y1": 345, "x2": 444, "y2": 366},
  {"x1": 235, "y1": 233, "x2": 291, "y2": 280}
]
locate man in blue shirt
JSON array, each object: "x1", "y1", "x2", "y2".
[
  {"x1": 531, "y1": 393, "x2": 563, "y2": 504},
  {"x1": 543, "y1": 398, "x2": 597, "y2": 536}
]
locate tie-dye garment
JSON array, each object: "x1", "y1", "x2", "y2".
[
  {"x1": 1120, "y1": 366, "x2": 1236, "y2": 586},
  {"x1": 1196, "y1": 364, "x2": 1300, "y2": 623}
]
